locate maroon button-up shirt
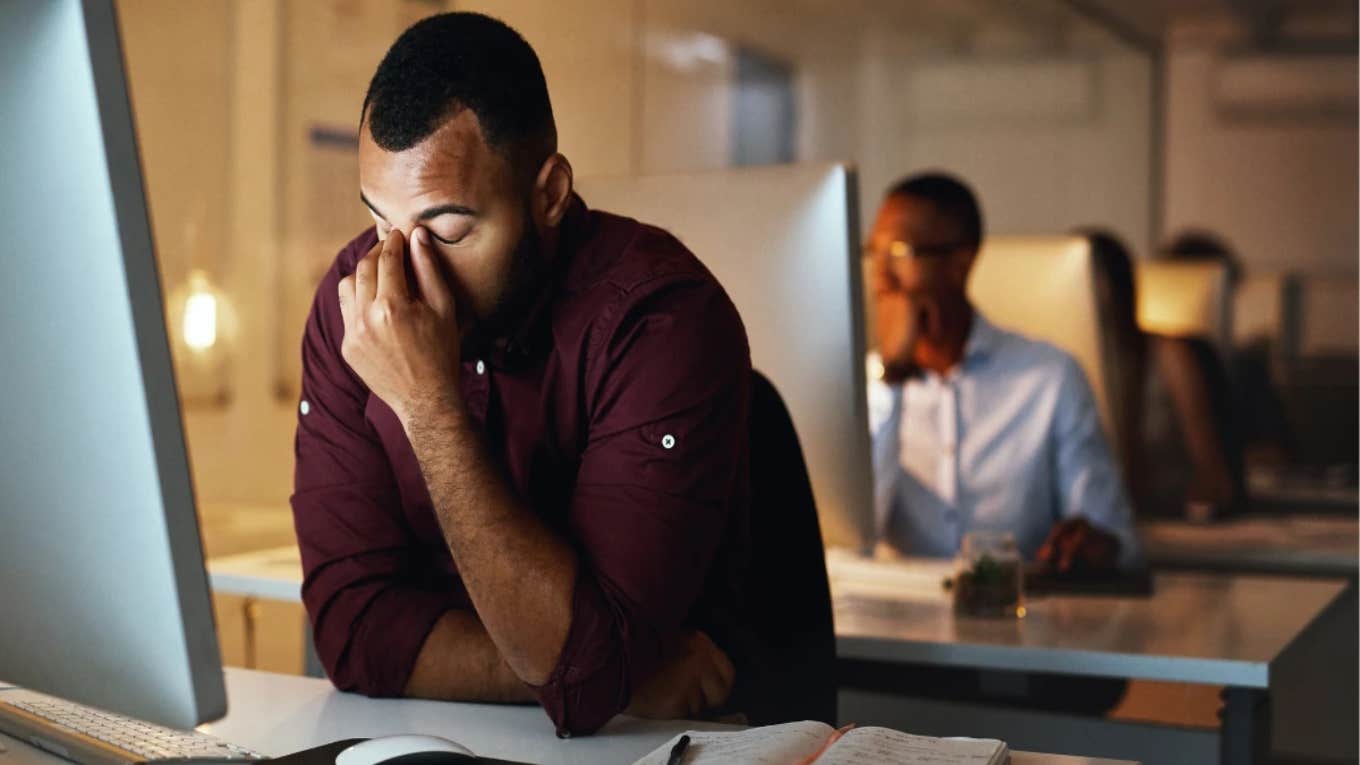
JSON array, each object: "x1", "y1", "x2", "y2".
[{"x1": 291, "y1": 196, "x2": 752, "y2": 736}]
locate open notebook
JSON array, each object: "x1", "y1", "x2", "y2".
[{"x1": 633, "y1": 721, "x2": 1008, "y2": 765}]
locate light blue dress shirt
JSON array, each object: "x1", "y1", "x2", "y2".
[{"x1": 868, "y1": 312, "x2": 1140, "y2": 567}]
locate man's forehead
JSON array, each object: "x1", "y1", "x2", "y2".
[
  {"x1": 358, "y1": 110, "x2": 505, "y2": 199},
  {"x1": 874, "y1": 195, "x2": 954, "y2": 242}
]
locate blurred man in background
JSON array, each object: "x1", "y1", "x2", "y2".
[{"x1": 865, "y1": 172, "x2": 1139, "y2": 572}]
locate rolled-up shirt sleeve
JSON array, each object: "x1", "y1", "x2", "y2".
[
  {"x1": 291, "y1": 239, "x2": 459, "y2": 696},
  {"x1": 530, "y1": 276, "x2": 751, "y2": 736}
]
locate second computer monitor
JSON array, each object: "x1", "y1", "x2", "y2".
[{"x1": 578, "y1": 164, "x2": 874, "y2": 550}]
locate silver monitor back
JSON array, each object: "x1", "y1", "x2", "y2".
[
  {"x1": 0, "y1": 0, "x2": 225, "y2": 728},
  {"x1": 578, "y1": 164, "x2": 874, "y2": 550}
]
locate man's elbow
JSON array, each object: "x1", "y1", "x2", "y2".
[
  {"x1": 312, "y1": 636, "x2": 374, "y2": 696},
  {"x1": 308, "y1": 620, "x2": 411, "y2": 699},
  {"x1": 533, "y1": 661, "x2": 631, "y2": 737}
]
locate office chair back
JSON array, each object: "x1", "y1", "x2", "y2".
[
  {"x1": 744, "y1": 370, "x2": 837, "y2": 726},
  {"x1": 968, "y1": 235, "x2": 1119, "y2": 452}
]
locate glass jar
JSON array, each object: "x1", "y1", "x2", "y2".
[{"x1": 952, "y1": 531, "x2": 1024, "y2": 618}]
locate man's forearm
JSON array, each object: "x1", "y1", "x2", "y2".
[
  {"x1": 403, "y1": 395, "x2": 578, "y2": 686},
  {"x1": 404, "y1": 610, "x2": 536, "y2": 703}
]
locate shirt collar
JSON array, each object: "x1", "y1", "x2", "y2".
[
  {"x1": 877, "y1": 309, "x2": 1000, "y2": 385},
  {"x1": 962, "y1": 309, "x2": 1002, "y2": 364}
]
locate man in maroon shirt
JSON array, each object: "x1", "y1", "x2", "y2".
[{"x1": 291, "y1": 13, "x2": 753, "y2": 736}]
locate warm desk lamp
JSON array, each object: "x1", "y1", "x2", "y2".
[{"x1": 165, "y1": 268, "x2": 238, "y2": 406}]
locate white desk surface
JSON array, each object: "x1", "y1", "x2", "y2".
[
  {"x1": 828, "y1": 551, "x2": 1348, "y2": 688},
  {"x1": 0, "y1": 669, "x2": 1133, "y2": 765},
  {"x1": 1138, "y1": 514, "x2": 1359, "y2": 577}
]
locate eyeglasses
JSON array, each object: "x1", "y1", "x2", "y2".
[{"x1": 862, "y1": 240, "x2": 969, "y2": 261}]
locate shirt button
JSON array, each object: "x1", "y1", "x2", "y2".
[
  {"x1": 661, "y1": 434, "x2": 676, "y2": 449},
  {"x1": 299, "y1": 400, "x2": 310, "y2": 416},
  {"x1": 475, "y1": 360, "x2": 486, "y2": 376}
]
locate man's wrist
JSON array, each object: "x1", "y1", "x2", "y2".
[{"x1": 398, "y1": 384, "x2": 469, "y2": 435}]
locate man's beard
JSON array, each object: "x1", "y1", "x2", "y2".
[{"x1": 459, "y1": 209, "x2": 547, "y2": 360}]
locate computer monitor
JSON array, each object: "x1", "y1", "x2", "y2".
[
  {"x1": 1136, "y1": 259, "x2": 1233, "y2": 345},
  {"x1": 577, "y1": 164, "x2": 874, "y2": 550},
  {"x1": 0, "y1": 0, "x2": 226, "y2": 729}
]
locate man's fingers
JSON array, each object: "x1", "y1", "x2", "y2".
[
  {"x1": 691, "y1": 631, "x2": 734, "y2": 713},
  {"x1": 1036, "y1": 543, "x2": 1054, "y2": 565},
  {"x1": 698, "y1": 665, "x2": 730, "y2": 713},
  {"x1": 1036, "y1": 524, "x2": 1065, "y2": 565},
  {"x1": 1058, "y1": 527, "x2": 1087, "y2": 572},
  {"x1": 1040, "y1": 518, "x2": 1084, "y2": 568},
  {"x1": 354, "y1": 242, "x2": 380, "y2": 308},
  {"x1": 685, "y1": 683, "x2": 704, "y2": 719},
  {"x1": 410, "y1": 227, "x2": 456, "y2": 319},
  {"x1": 709, "y1": 639, "x2": 736, "y2": 697},
  {"x1": 377, "y1": 228, "x2": 409, "y2": 300},
  {"x1": 337, "y1": 275, "x2": 356, "y2": 328},
  {"x1": 1082, "y1": 529, "x2": 1120, "y2": 568}
]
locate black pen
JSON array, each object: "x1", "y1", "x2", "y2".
[{"x1": 665, "y1": 734, "x2": 690, "y2": 765}]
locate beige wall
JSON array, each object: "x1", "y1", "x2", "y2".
[
  {"x1": 847, "y1": 24, "x2": 1154, "y2": 259},
  {"x1": 1163, "y1": 25, "x2": 1358, "y2": 281},
  {"x1": 458, "y1": 0, "x2": 638, "y2": 176},
  {"x1": 117, "y1": 0, "x2": 232, "y2": 295},
  {"x1": 1162, "y1": 23, "x2": 1358, "y2": 356},
  {"x1": 122, "y1": 1, "x2": 457, "y2": 513},
  {"x1": 119, "y1": 0, "x2": 294, "y2": 512}
]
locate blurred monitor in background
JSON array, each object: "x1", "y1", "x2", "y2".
[
  {"x1": 578, "y1": 164, "x2": 872, "y2": 551},
  {"x1": 865, "y1": 172, "x2": 1139, "y2": 573},
  {"x1": 1162, "y1": 231, "x2": 1291, "y2": 467},
  {"x1": 1134, "y1": 230, "x2": 1304, "y2": 519},
  {"x1": 1141, "y1": 232, "x2": 1248, "y2": 519},
  {"x1": 1085, "y1": 228, "x2": 1247, "y2": 520}
]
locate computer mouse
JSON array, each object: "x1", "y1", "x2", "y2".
[{"x1": 335, "y1": 735, "x2": 475, "y2": 765}]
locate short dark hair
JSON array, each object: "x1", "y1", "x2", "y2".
[
  {"x1": 362, "y1": 12, "x2": 556, "y2": 179},
  {"x1": 887, "y1": 172, "x2": 984, "y2": 250}
]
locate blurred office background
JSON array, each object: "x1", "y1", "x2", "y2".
[{"x1": 112, "y1": 0, "x2": 1356, "y2": 757}]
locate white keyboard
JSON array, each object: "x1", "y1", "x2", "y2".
[{"x1": 0, "y1": 690, "x2": 265, "y2": 764}]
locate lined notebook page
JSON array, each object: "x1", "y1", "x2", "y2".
[
  {"x1": 816, "y1": 727, "x2": 1006, "y2": 765},
  {"x1": 632, "y1": 721, "x2": 834, "y2": 765}
]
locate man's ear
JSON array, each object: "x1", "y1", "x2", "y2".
[{"x1": 530, "y1": 153, "x2": 574, "y2": 230}]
